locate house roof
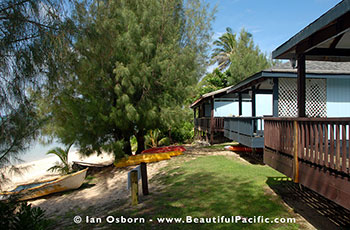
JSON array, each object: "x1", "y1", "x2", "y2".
[
  {"x1": 272, "y1": 0, "x2": 350, "y2": 61},
  {"x1": 191, "y1": 60, "x2": 350, "y2": 108},
  {"x1": 227, "y1": 61, "x2": 350, "y2": 94},
  {"x1": 190, "y1": 85, "x2": 233, "y2": 108},
  {"x1": 268, "y1": 60, "x2": 350, "y2": 74}
]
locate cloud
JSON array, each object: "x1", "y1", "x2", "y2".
[{"x1": 212, "y1": 31, "x2": 225, "y2": 41}]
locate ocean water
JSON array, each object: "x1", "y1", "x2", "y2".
[{"x1": 18, "y1": 141, "x2": 66, "y2": 164}]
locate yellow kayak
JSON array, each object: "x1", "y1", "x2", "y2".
[{"x1": 114, "y1": 151, "x2": 183, "y2": 168}]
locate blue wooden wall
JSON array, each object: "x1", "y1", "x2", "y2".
[{"x1": 327, "y1": 78, "x2": 350, "y2": 117}]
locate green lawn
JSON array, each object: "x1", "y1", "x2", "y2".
[{"x1": 96, "y1": 155, "x2": 301, "y2": 230}]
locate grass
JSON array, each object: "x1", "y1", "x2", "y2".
[{"x1": 94, "y1": 155, "x2": 300, "y2": 230}]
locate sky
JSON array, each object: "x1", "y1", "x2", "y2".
[{"x1": 205, "y1": 0, "x2": 342, "y2": 69}]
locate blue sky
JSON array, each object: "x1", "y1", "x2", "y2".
[{"x1": 205, "y1": 0, "x2": 342, "y2": 57}]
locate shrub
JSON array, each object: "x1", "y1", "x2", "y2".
[
  {"x1": 0, "y1": 198, "x2": 49, "y2": 230},
  {"x1": 170, "y1": 121, "x2": 194, "y2": 143}
]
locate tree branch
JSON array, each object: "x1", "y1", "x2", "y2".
[{"x1": 0, "y1": 0, "x2": 32, "y2": 14}]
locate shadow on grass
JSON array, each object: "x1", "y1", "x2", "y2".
[
  {"x1": 266, "y1": 177, "x2": 350, "y2": 230},
  {"x1": 234, "y1": 151, "x2": 264, "y2": 165},
  {"x1": 103, "y1": 165, "x2": 298, "y2": 230}
]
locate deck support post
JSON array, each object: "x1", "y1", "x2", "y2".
[
  {"x1": 297, "y1": 54, "x2": 306, "y2": 117},
  {"x1": 193, "y1": 107, "x2": 197, "y2": 140},
  {"x1": 251, "y1": 86, "x2": 256, "y2": 117},
  {"x1": 273, "y1": 78, "x2": 279, "y2": 117},
  {"x1": 140, "y1": 163, "x2": 149, "y2": 195},
  {"x1": 293, "y1": 120, "x2": 299, "y2": 183},
  {"x1": 210, "y1": 96, "x2": 214, "y2": 145},
  {"x1": 238, "y1": 93, "x2": 242, "y2": 116},
  {"x1": 251, "y1": 87, "x2": 256, "y2": 132},
  {"x1": 131, "y1": 170, "x2": 138, "y2": 205}
]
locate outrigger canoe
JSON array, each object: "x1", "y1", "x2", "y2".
[
  {"x1": 0, "y1": 168, "x2": 88, "y2": 201},
  {"x1": 114, "y1": 146, "x2": 186, "y2": 168}
]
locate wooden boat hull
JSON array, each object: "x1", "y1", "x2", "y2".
[{"x1": 1, "y1": 168, "x2": 88, "y2": 201}]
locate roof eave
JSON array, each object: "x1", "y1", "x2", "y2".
[{"x1": 272, "y1": 0, "x2": 350, "y2": 60}]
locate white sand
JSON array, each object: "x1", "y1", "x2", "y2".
[{"x1": 1, "y1": 150, "x2": 115, "y2": 191}]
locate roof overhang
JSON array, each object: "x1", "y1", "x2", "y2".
[
  {"x1": 272, "y1": 0, "x2": 350, "y2": 61},
  {"x1": 227, "y1": 69, "x2": 350, "y2": 94},
  {"x1": 190, "y1": 86, "x2": 233, "y2": 108}
]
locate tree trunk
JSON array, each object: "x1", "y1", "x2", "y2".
[
  {"x1": 168, "y1": 128, "x2": 172, "y2": 144},
  {"x1": 123, "y1": 137, "x2": 132, "y2": 155},
  {"x1": 136, "y1": 130, "x2": 145, "y2": 154}
]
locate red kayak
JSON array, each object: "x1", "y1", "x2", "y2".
[
  {"x1": 225, "y1": 146, "x2": 263, "y2": 153},
  {"x1": 142, "y1": 146, "x2": 186, "y2": 154}
]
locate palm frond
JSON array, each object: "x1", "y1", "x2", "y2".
[
  {"x1": 46, "y1": 144, "x2": 72, "y2": 174},
  {"x1": 211, "y1": 27, "x2": 237, "y2": 71}
]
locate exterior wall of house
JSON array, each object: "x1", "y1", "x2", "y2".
[
  {"x1": 213, "y1": 99, "x2": 252, "y2": 117},
  {"x1": 204, "y1": 103, "x2": 211, "y2": 117},
  {"x1": 327, "y1": 78, "x2": 350, "y2": 117},
  {"x1": 214, "y1": 99, "x2": 237, "y2": 117},
  {"x1": 256, "y1": 94, "x2": 273, "y2": 117}
]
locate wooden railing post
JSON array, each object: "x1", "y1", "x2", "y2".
[
  {"x1": 140, "y1": 162, "x2": 149, "y2": 195},
  {"x1": 131, "y1": 170, "x2": 138, "y2": 206},
  {"x1": 210, "y1": 97, "x2": 214, "y2": 145},
  {"x1": 293, "y1": 120, "x2": 299, "y2": 183}
]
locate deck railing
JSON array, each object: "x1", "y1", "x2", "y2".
[
  {"x1": 224, "y1": 117, "x2": 264, "y2": 136},
  {"x1": 224, "y1": 117, "x2": 264, "y2": 148},
  {"x1": 264, "y1": 117, "x2": 350, "y2": 175},
  {"x1": 194, "y1": 117, "x2": 225, "y2": 132}
]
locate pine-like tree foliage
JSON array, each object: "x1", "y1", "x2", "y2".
[
  {"x1": 228, "y1": 28, "x2": 271, "y2": 84},
  {"x1": 212, "y1": 28, "x2": 272, "y2": 85},
  {"x1": 196, "y1": 68, "x2": 229, "y2": 98},
  {"x1": 38, "y1": 0, "x2": 214, "y2": 157},
  {"x1": 0, "y1": 0, "x2": 68, "y2": 172}
]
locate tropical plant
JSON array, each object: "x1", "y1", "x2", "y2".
[
  {"x1": 46, "y1": 143, "x2": 73, "y2": 174},
  {"x1": 171, "y1": 121, "x2": 194, "y2": 144},
  {"x1": 211, "y1": 27, "x2": 237, "y2": 71},
  {"x1": 196, "y1": 68, "x2": 230, "y2": 98},
  {"x1": 0, "y1": 197, "x2": 49, "y2": 230},
  {"x1": 145, "y1": 129, "x2": 170, "y2": 148},
  {"x1": 211, "y1": 28, "x2": 272, "y2": 85}
]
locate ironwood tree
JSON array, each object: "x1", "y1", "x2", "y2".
[
  {"x1": 0, "y1": 0, "x2": 70, "y2": 175},
  {"x1": 37, "y1": 0, "x2": 214, "y2": 157}
]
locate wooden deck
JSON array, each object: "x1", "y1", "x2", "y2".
[
  {"x1": 194, "y1": 117, "x2": 224, "y2": 133},
  {"x1": 224, "y1": 117, "x2": 264, "y2": 148},
  {"x1": 264, "y1": 117, "x2": 350, "y2": 210},
  {"x1": 194, "y1": 117, "x2": 226, "y2": 144}
]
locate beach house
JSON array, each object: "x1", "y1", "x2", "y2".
[{"x1": 264, "y1": 0, "x2": 350, "y2": 210}]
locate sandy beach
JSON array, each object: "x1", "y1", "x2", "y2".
[{"x1": 1, "y1": 150, "x2": 115, "y2": 191}]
